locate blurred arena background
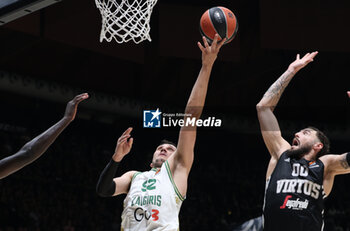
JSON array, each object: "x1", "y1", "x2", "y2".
[{"x1": 0, "y1": 0, "x2": 349, "y2": 230}]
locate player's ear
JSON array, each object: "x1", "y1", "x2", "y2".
[
  {"x1": 313, "y1": 142, "x2": 323, "y2": 152},
  {"x1": 150, "y1": 163, "x2": 153, "y2": 168}
]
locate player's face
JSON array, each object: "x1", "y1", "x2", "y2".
[
  {"x1": 151, "y1": 144, "x2": 177, "y2": 168},
  {"x1": 291, "y1": 128, "x2": 319, "y2": 150}
]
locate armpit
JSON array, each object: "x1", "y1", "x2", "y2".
[{"x1": 340, "y1": 155, "x2": 350, "y2": 169}]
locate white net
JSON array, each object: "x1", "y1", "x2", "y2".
[{"x1": 95, "y1": 0, "x2": 158, "y2": 44}]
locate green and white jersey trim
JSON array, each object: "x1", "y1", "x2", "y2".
[
  {"x1": 164, "y1": 161, "x2": 185, "y2": 201},
  {"x1": 132, "y1": 172, "x2": 142, "y2": 182}
]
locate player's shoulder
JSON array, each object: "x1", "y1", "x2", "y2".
[
  {"x1": 318, "y1": 154, "x2": 341, "y2": 172},
  {"x1": 319, "y1": 154, "x2": 347, "y2": 179},
  {"x1": 276, "y1": 149, "x2": 289, "y2": 160},
  {"x1": 128, "y1": 169, "x2": 154, "y2": 180},
  {"x1": 122, "y1": 170, "x2": 139, "y2": 179},
  {"x1": 319, "y1": 154, "x2": 339, "y2": 164}
]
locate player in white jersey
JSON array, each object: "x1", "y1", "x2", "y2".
[
  {"x1": 96, "y1": 34, "x2": 226, "y2": 231},
  {"x1": 120, "y1": 140, "x2": 183, "y2": 230}
]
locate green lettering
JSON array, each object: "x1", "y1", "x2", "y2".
[
  {"x1": 141, "y1": 179, "x2": 157, "y2": 192},
  {"x1": 142, "y1": 196, "x2": 148, "y2": 205},
  {"x1": 135, "y1": 196, "x2": 140, "y2": 206},
  {"x1": 131, "y1": 197, "x2": 137, "y2": 206},
  {"x1": 142, "y1": 181, "x2": 148, "y2": 192},
  {"x1": 157, "y1": 195, "x2": 162, "y2": 206},
  {"x1": 147, "y1": 179, "x2": 156, "y2": 190}
]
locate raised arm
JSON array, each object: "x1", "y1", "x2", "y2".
[
  {"x1": 256, "y1": 52, "x2": 318, "y2": 159},
  {"x1": 166, "y1": 34, "x2": 225, "y2": 196},
  {"x1": 96, "y1": 127, "x2": 136, "y2": 197},
  {"x1": 322, "y1": 152, "x2": 350, "y2": 195},
  {"x1": 0, "y1": 93, "x2": 89, "y2": 179},
  {"x1": 322, "y1": 153, "x2": 350, "y2": 176}
]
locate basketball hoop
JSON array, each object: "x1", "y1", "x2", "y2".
[{"x1": 95, "y1": 0, "x2": 158, "y2": 44}]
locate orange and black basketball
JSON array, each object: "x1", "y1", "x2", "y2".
[{"x1": 199, "y1": 6, "x2": 238, "y2": 44}]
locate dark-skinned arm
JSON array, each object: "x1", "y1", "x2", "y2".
[{"x1": 0, "y1": 93, "x2": 89, "y2": 179}]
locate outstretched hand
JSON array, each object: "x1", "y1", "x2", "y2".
[
  {"x1": 347, "y1": 91, "x2": 350, "y2": 98},
  {"x1": 197, "y1": 34, "x2": 226, "y2": 67},
  {"x1": 113, "y1": 127, "x2": 134, "y2": 162},
  {"x1": 288, "y1": 51, "x2": 318, "y2": 74},
  {"x1": 64, "y1": 93, "x2": 89, "y2": 122}
]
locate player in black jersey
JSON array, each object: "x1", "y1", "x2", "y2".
[
  {"x1": 256, "y1": 52, "x2": 350, "y2": 231},
  {"x1": 0, "y1": 93, "x2": 88, "y2": 179}
]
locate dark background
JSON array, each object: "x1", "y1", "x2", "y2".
[{"x1": 0, "y1": 0, "x2": 349, "y2": 230}]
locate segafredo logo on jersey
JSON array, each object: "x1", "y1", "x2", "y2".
[
  {"x1": 143, "y1": 109, "x2": 162, "y2": 128},
  {"x1": 280, "y1": 195, "x2": 309, "y2": 210}
]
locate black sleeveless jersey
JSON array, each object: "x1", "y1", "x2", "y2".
[{"x1": 263, "y1": 152, "x2": 326, "y2": 231}]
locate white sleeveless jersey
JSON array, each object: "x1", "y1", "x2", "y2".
[{"x1": 121, "y1": 161, "x2": 184, "y2": 231}]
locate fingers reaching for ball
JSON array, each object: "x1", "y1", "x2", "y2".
[
  {"x1": 203, "y1": 35, "x2": 210, "y2": 48},
  {"x1": 212, "y1": 34, "x2": 219, "y2": 49},
  {"x1": 198, "y1": 34, "x2": 225, "y2": 51},
  {"x1": 198, "y1": 34, "x2": 226, "y2": 67},
  {"x1": 217, "y1": 36, "x2": 227, "y2": 49}
]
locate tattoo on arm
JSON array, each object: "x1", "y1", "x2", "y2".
[
  {"x1": 263, "y1": 71, "x2": 294, "y2": 102},
  {"x1": 340, "y1": 155, "x2": 350, "y2": 169}
]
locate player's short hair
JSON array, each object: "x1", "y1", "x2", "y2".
[
  {"x1": 159, "y1": 139, "x2": 177, "y2": 148},
  {"x1": 308, "y1": 126, "x2": 330, "y2": 158}
]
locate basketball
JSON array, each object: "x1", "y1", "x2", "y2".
[{"x1": 199, "y1": 6, "x2": 238, "y2": 44}]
